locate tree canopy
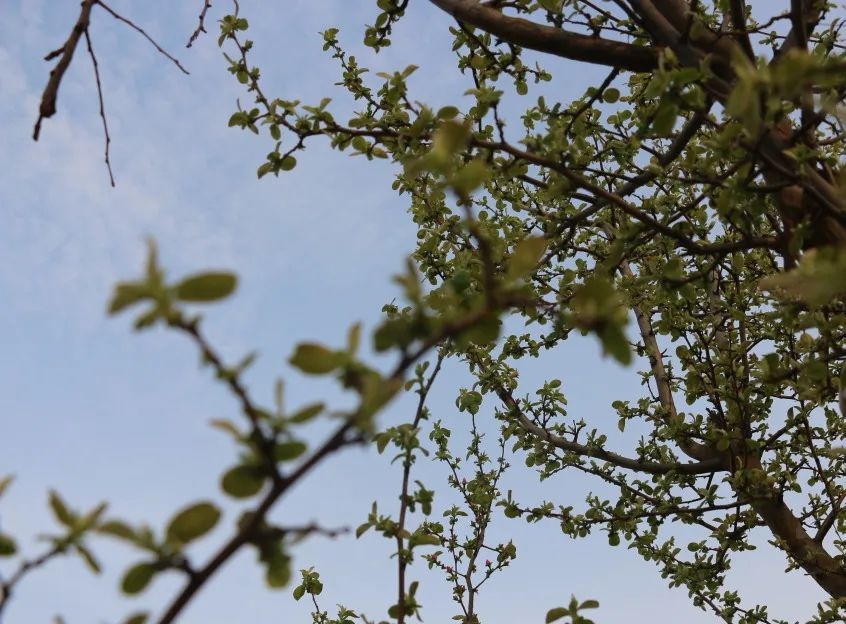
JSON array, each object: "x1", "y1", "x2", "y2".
[{"x1": 5, "y1": 1, "x2": 846, "y2": 623}]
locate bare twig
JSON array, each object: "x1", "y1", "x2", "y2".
[
  {"x1": 0, "y1": 543, "x2": 65, "y2": 618},
  {"x1": 96, "y1": 1, "x2": 189, "y2": 74},
  {"x1": 83, "y1": 28, "x2": 115, "y2": 187},
  {"x1": 395, "y1": 354, "x2": 444, "y2": 624},
  {"x1": 187, "y1": 0, "x2": 213, "y2": 48}
]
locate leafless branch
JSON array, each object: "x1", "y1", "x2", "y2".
[
  {"x1": 33, "y1": 0, "x2": 96, "y2": 140},
  {"x1": 187, "y1": 0, "x2": 213, "y2": 48},
  {"x1": 96, "y1": 1, "x2": 189, "y2": 74},
  {"x1": 83, "y1": 28, "x2": 115, "y2": 187}
]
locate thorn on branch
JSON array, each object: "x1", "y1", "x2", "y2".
[{"x1": 187, "y1": 0, "x2": 213, "y2": 48}]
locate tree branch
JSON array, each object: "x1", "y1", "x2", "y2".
[
  {"x1": 496, "y1": 384, "x2": 723, "y2": 475},
  {"x1": 426, "y1": 0, "x2": 661, "y2": 72},
  {"x1": 33, "y1": 0, "x2": 96, "y2": 140}
]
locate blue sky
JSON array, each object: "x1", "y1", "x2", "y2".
[{"x1": 0, "y1": 2, "x2": 829, "y2": 623}]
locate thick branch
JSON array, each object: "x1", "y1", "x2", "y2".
[
  {"x1": 744, "y1": 456, "x2": 846, "y2": 598},
  {"x1": 427, "y1": 0, "x2": 661, "y2": 72},
  {"x1": 33, "y1": 0, "x2": 96, "y2": 140},
  {"x1": 620, "y1": 259, "x2": 719, "y2": 462}
]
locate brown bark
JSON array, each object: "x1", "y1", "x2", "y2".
[
  {"x1": 427, "y1": 0, "x2": 661, "y2": 72},
  {"x1": 742, "y1": 456, "x2": 846, "y2": 598}
]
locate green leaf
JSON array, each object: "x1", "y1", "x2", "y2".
[
  {"x1": 0, "y1": 533, "x2": 17, "y2": 557},
  {"x1": 411, "y1": 533, "x2": 440, "y2": 546},
  {"x1": 602, "y1": 88, "x2": 620, "y2": 103},
  {"x1": 507, "y1": 236, "x2": 547, "y2": 279},
  {"x1": 221, "y1": 465, "x2": 266, "y2": 498},
  {"x1": 166, "y1": 502, "x2": 221, "y2": 545},
  {"x1": 0, "y1": 475, "x2": 14, "y2": 498},
  {"x1": 289, "y1": 402, "x2": 324, "y2": 424},
  {"x1": 579, "y1": 600, "x2": 600, "y2": 610},
  {"x1": 48, "y1": 490, "x2": 75, "y2": 527},
  {"x1": 121, "y1": 562, "x2": 156, "y2": 595},
  {"x1": 598, "y1": 324, "x2": 632, "y2": 366},
  {"x1": 265, "y1": 550, "x2": 292, "y2": 588},
  {"x1": 210, "y1": 418, "x2": 242, "y2": 439},
  {"x1": 651, "y1": 99, "x2": 678, "y2": 136},
  {"x1": 546, "y1": 608, "x2": 569, "y2": 623},
  {"x1": 759, "y1": 247, "x2": 846, "y2": 306},
  {"x1": 174, "y1": 272, "x2": 237, "y2": 302},
  {"x1": 274, "y1": 441, "x2": 308, "y2": 462},
  {"x1": 98, "y1": 520, "x2": 137, "y2": 542},
  {"x1": 431, "y1": 120, "x2": 470, "y2": 160},
  {"x1": 75, "y1": 544, "x2": 102, "y2": 573},
  {"x1": 124, "y1": 613, "x2": 149, "y2": 624},
  {"x1": 293, "y1": 584, "x2": 306, "y2": 600},
  {"x1": 347, "y1": 322, "x2": 362, "y2": 354},
  {"x1": 455, "y1": 313, "x2": 501, "y2": 349},
  {"x1": 355, "y1": 522, "x2": 372, "y2": 538},
  {"x1": 289, "y1": 343, "x2": 344, "y2": 375},
  {"x1": 108, "y1": 282, "x2": 149, "y2": 314},
  {"x1": 450, "y1": 159, "x2": 490, "y2": 196}
]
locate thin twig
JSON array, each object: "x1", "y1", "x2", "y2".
[
  {"x1": 96, "y1": 1, "x2": 189, "y2": 74},
  {"x1": 83, "y1": 28, "x2": 115, "y2": 187},
  {"x1": 0, "y1": 543, "x2": 65, "y2": 618},
  {"x1": 187, "y1": 0, "x2": 213, "y2": 48}
]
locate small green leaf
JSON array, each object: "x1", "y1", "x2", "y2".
[
  {"x1": 174, "y1": 272, "x2": 237, "y2": 302},
  {"x1": 411, "y1": 533, "x2": 440, "y2": 546},
  {"x1": 355, "y1": 522, "x2": 372, "y2": 538},
  {"x1": 108, "y1": 282, "x2": 148, "y2": 314},
  {"x1": 450, "y1": 159, "x2": 490, "y2": 196},
  {"x1": 166, "y1": 502, "x2": 221, "y2": 545},
  {"x1": 507, "y1": 236, "x2": 547, "y2": 279},
  {"x1": 265, "y1": 551, "x2": 292, "y2": 588},
  {"x1": 274, "y1": 441, "x2": 308, "y2": 462},
  {"x1": 76, "y1": 544, "x2": 102, "y2": 573},
  {"x1": 0, "y1": 533, "x2": 17, "y2": 557},
  {"x1": 98, "y1": 520, "x2": 137, "y2": 542},
  {"x1": 546, "y1": 608, "x2": 569, "y2": 623},
  {"x1": 289, "y1": 343, "x2": 344, "y2": 375},
  {"x1": 0, "y1": 475, "x2": 14, "y2": 498},
  {"x1": 293, "y1": 584, "x2": 306, "y2": 600},
  {"x1": 455, "y1": 313, "x2": 501, "y2": 350},
  {"x1": 347, "y1": 322, "x2": 362, "y2": 354},
  {"x1": 121, "y1": 562, "x2": 156, "y2": 595},
  {"x1": 651, "y1": 99, "x2": 678, "y2": 136},
  {"x1": 603, "y1": 88, "x2": 620, "y2": 103},
  {"x1": 221, "y1": 465, "x2": 266, "y2": 498},
  {"x1": 210, "y1": 419, "x2": 242, "y2": 439},
  {"x1": 289, "y1": 402, "x2": 324, "y2": 424},
  {"x1": 124, "y1": 613, "x2": 149, "y2": 624},
  {"x1": 48, "y1": 490, "x2": 75, "y2": 527}
]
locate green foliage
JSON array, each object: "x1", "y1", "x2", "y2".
[
  {"x1": 165, "y1": 502, "x2": 221, "y2": 545},
  {"x1": 14, "y1": 1, "x2": 846, "y2": 624},
  {"x1": 546, "y1": 597, "x2": 599, "y2": 624}
]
